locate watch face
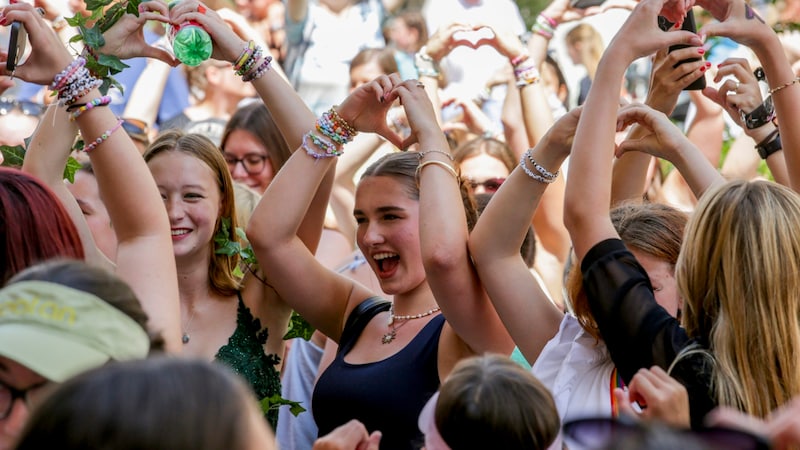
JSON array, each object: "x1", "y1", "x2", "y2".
[{"x1": 753, "y1": 67, "x2": 766, "y2": 82}]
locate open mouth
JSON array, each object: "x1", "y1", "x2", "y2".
[{"x1": 373, "y1": 252, "x2": 400, "y2": 277}]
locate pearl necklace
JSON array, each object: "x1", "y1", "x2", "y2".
[{"x1": 382, "y1": 305, "x2": 441, "y2": 344}]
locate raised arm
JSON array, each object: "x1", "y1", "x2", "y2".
[
  {"x1": 699, "y1": 0, "x2": 800, "y2": 191},
  {"x1": 5, "y1": 2, "x2": 182, "y2": 351},
  {"x1": 399, "y1": 82, "x2": 513, "y2": 356},
  {"x1": 469, "y1": 109, "x2": 581, "y2": 364},
  {"x1": 611, "y1": 44, "x2": 707, "y2": 205},
  {"x1": 563, "y1": 0, "x2": 702, "y2": 260}
]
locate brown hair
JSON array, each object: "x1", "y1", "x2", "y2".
[
  {"x1": 451, "y1": 137, "x2": 516, "y2": 175},
  {"x1": 221, "y1": 102, "x2": 292, "y2": 175},
  {"x1": 349, "y1": 47, "x2": 399, "y2": 75},
  {"x1": 360, "y1": 152, "x2": 478, "y2": 231},
  {"x1": 435, "y1": 354, "x2": 559, "y2": 450},
  {"x1": 568, "y1": 202, "x2": 687, "y2": 340},
  {"x1": 145, "y1": 129, "x2": 242, "y2": 296}
]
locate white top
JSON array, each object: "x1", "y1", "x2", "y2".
[{"x1": 532, "y1": 314, "x2": 617, "y2": 448}]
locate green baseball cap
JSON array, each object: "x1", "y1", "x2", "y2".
[{"x1": 0, "y1": 281, "x2": 150, "y2": 382}]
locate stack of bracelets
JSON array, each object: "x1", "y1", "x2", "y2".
[
  {"x1": 233, "y1": 40, "x2": 274, "y2": 82},
  {"x1": 512, "y1": 53, "x2": 541, "y2": 88},
  {"x1": 51, "y1": 57, "x2": 103, "y2": 106},
  {"x1": 52, "y1": 57, "x2": 123, "y2": 153},
  {"x1": 520, "y1": 148, "x2": 559, "y2": 184},
  {"x1": 415, "y1": 150, "x2": 459, "y2": 186},
  {"x1": 532, "y1": 13, "x2": 557, "y2": 39},
  {"x1": 302, "y1": 107, "x2": 358, "y2": 159}
]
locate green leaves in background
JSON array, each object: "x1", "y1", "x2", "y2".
[
  {"x1": 1, "y1": 145, "x2": 81, "y2": 183},
  {"x1": 260, "y1": 394, "x2": 306, "y2": 417}
]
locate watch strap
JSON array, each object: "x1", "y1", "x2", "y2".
[
  {"x1": 744, "y1": 95, "x2": 775, "y2": 130},
  {"x1": 756, "y1": 129, "x2": 782, "y2": 159}
]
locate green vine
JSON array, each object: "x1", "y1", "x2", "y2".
[
  {"x1": 213, "y1": 217, "x2": 316, "y2": 341},
  {"x1": 65, "y1": 0, "x2": 142, "y2": 94},
  {"x1": 1, "y1": 144, "x2": 81, "y2": 183}
]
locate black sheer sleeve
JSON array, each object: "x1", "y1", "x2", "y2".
[{"x1": 581, "y1": 239, "x2": 716, "y2": 429}]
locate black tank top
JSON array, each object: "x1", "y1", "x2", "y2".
[{"x1": 313, "y1": 298, "x2": 445, "y2": 450}]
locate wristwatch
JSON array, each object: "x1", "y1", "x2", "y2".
[
  {"x1": 741, "y1": 95, "x2": 775, "y2": 130},
  {"x1": 756, "y1": 129, "x2": 782, "y2": 159}
]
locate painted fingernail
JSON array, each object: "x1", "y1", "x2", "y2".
[
  {"x1": 8, "y1": 0, "x2": 16, "y2": 4},
  {"x1": 700, "y1": 65, "x2": 706, "y2": 72},
  {"x1": 706, "y1": 61, "x2": 712, "y2": 67},
  {"x1": 697, "y1": 48, "x2": 705, "y2": 55}
]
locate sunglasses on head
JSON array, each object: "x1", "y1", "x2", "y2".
[
  {"x1": 562, "y1": 417, "x2": 770, "y2": 450},
  {"x1": 0, "y1": 97, "x2": 45, "y2": 117},
  {"x1": 467, "y1": 177, "x2": 505, "y2": 192}
]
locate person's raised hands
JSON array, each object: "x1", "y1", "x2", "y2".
[
  {"x1": 540, "y1": 0, "x2": 604, "y2": 25},
  {"x1": 701, "y1": 57, "x2": 763, "y2": 128},
  {"x1": 392, "y1": 78, "x2": 445, "y2": 150},
  {"x1": 607, "y1": 0, "x2": 702, "y2": 63},
  {"x1": 614, "y1": 103, "x2": 696, "y2": 161},
  {"x1": 441, "y1": 96, "x2": 495, "y2": 137},
  {"x1": 696, "y1": 0, "x2": 773, "y2": 48},
  {"x1": 424, "y1": 22, "x2": 491, "y2": 61},
  {"x1": 336, "y1": 73, "x2": 406, "y2": 149},
  {"x1": 614, "y1": 366, "x2": 691, "y2": 429},
  {"x1": 169, "y1": 0, "x2": 247, "y2": 63},
  {"x1": 100, "y1": 1, "x2": 178, "y2": 66},
  {"x1": 646, "y1": 45, "x2": 709, "y2": 114},
  {"x1": 538, "y1": 106, "x2": 583, "y2": 159},
  {"x1": 0, "y1": 2, "x2": 72, "y2": 84}
]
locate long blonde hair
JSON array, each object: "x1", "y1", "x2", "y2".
[
  {"x1": 676, "y1": 180, "x2": 800, "y2": 417},
  {"x1": 565, "y1": 23, "x2": 604, "y2": 80}
]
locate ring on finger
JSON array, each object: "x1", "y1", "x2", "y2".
[
  {"x1": 35, "y1": 7, "x2": 45, "y2": 16},
  {"x1": 734, "y1": 81, "x2": 741, "y2": 92},
  {"x1": 416, "y1": 82, "x2": 425, "y2": 88}
]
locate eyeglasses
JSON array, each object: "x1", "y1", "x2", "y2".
[
  {"x1": 223, "y1": 153, "x2": 269, "y2": 175},
  {"x1": 0, "y1": 97, "x2": 45, "y2": 117},
  {"x1": 563, "y1": 417, "x2": 770, "y2": 450},
  {"x1": 120, "y1": 118, "x2": 149, "y2": 144},
  {"x1": 467, "y1": 177, "x2": 505, "y2": 193},
  {"x1": 0, "y1": 379, "x2": 46, "y2": 419}
]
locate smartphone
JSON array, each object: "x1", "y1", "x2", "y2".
[
  {"x1": 658, "y1": 11, "x2": 706, "y2": 91},
  {"x1": 6, "y1": 21, "x2": 28, "y2": 72},
  {"x1": 570, "y1": 0, "x2": 605, "y2": 9}
]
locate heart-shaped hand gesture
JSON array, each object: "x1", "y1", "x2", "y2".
[
  {"x1": 336, "y1": 74, "x2": 407, "y2": 149},
  {"x1": 99, "y1": 1, "x2": 178, "y2": 66}
]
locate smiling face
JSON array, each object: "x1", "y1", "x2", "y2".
[
  {"x1": 0, "y1": 357, "x2": 48, "y2": 450},
  {"x1": 459, "y1": 153, "x2": 511, "y2": 195},
  {"x1": 222, "y1": 129, "x2": 275, "y2": 194},
  {"x1": 354, "y1": 176, "x2": 425, "y2": 295},
  {"x1": 148, "y1": 151, "x2": 222, "y2": 263}
]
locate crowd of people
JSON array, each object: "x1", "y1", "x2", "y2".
[{"x1": 2, "y1": 0, "x2": 800, "y2": 448}]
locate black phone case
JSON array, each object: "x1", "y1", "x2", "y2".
[
  {"x1": 658, "y1": 11, "x2": 706, "y2": 91},
  {"x1": 570, "y1": 0, "x2": 605, "y2": 9},
  {"x1": 6, "y1": 22, "x2": 28, "y2": 71}
]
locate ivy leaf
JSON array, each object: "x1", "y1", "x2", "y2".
[
  {"x1": 65, "y1": 14, "x2": 87, "y2": 27},
  {"x1": 63, "y1": 156, "x2": 82, "y2": 184},
  {"x1": 232, "y1": 265, "x2": 245, "y2": 278},
  {"x1": 84, "y1": 0, "x2": 114, "y2": 13},
  {"x1": 99, "y1": 3, "x2": 126, "y2": 33},
  {"x1": 259, "y1": 394, "x2": 306, "y2": 417},
  {"x1": 97, "y1": 54, "x2": 129, "y2": 74},
  {"x1": 283, "y1": 311, "x2": 315, "y2": 341},
  {"x1": 0, "y1": 145, "x2": 25, "y2": 168},
  {"x1": 82, "y1": 26, "x2": 106, "y2": 49},
  {"x1": 126, "y1": 0, "x2": 142, "y2": 16}
]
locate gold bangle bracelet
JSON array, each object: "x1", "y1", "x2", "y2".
[{"x1": 415, "y1": 160, "x2": 459, "y2": 185}]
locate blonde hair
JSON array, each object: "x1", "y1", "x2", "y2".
[
  {"x1": 565, "y1": 23, "x2": 604, "y2": 80},
  {"x1": 676, "y1": 180, "x2": 800, "y2": 417}
]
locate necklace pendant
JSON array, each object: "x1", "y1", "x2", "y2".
[
  {"x1": 382, "y1": 329, "x2": 396, "y2": 344},
  {"x1": 182, "y1": 333, "x2": 190, "y2": 344}
]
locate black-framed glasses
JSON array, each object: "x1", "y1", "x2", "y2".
[
  {"x1": 563, "y1": 417, "x2": 771, "y2": 450},
  {"x1": 0, "y1": 379, "x2": 44, "y2": 419},
  {"x1": 223, "y1": 153, "x2": 269, "y2": 175},
  {"x1": 467, "y1": 177, "x2": 505, "y2": 193},
  {"x1": 0, "y1": 97, "x2": 45, "y2": 117}
]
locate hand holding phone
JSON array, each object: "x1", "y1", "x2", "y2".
[
  {"x1": 6, "y1": 21, "x2": 28, "y2": 72},
  {"x1": 658, "y1": 11, "x2": 705, "y2": 91}
]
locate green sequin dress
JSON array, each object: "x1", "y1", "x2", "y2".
[{"x1": 215, "y1": 292, "x2": 282, "y2": 429}]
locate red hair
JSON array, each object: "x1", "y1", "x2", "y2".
[{"x1": 1, "y1": 168, "x2": 85, "y2": 284}]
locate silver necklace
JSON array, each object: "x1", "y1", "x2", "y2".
[
  {"x1": 382, "y1": 305, "x2": 441, "y2": 344},
  {"x1": 182, "y1": 308, "x2": 197, "y2": 344}
]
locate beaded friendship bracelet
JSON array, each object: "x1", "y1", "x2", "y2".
[
  {"x1": 317, "y1": 107, "x2": 358, "y2": 145},
  {"x1": 82, "y1": 119, "x2": 124, "y2": 153},
  {"x1": 302, "y1": 131, "x2": 343, "y2": 159},
  {"x1": 519, "y1": 149, "x2": 558, "y2": 184},
  {"x1": 69, "y1": 95, "x2": 112, "y2": 121},
  {"x1": 233, "y1": 40, "x2": 257, "y2": 73},
  {"x1": 242, "y1": 55, "x2": 273, "y2": 82}
]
